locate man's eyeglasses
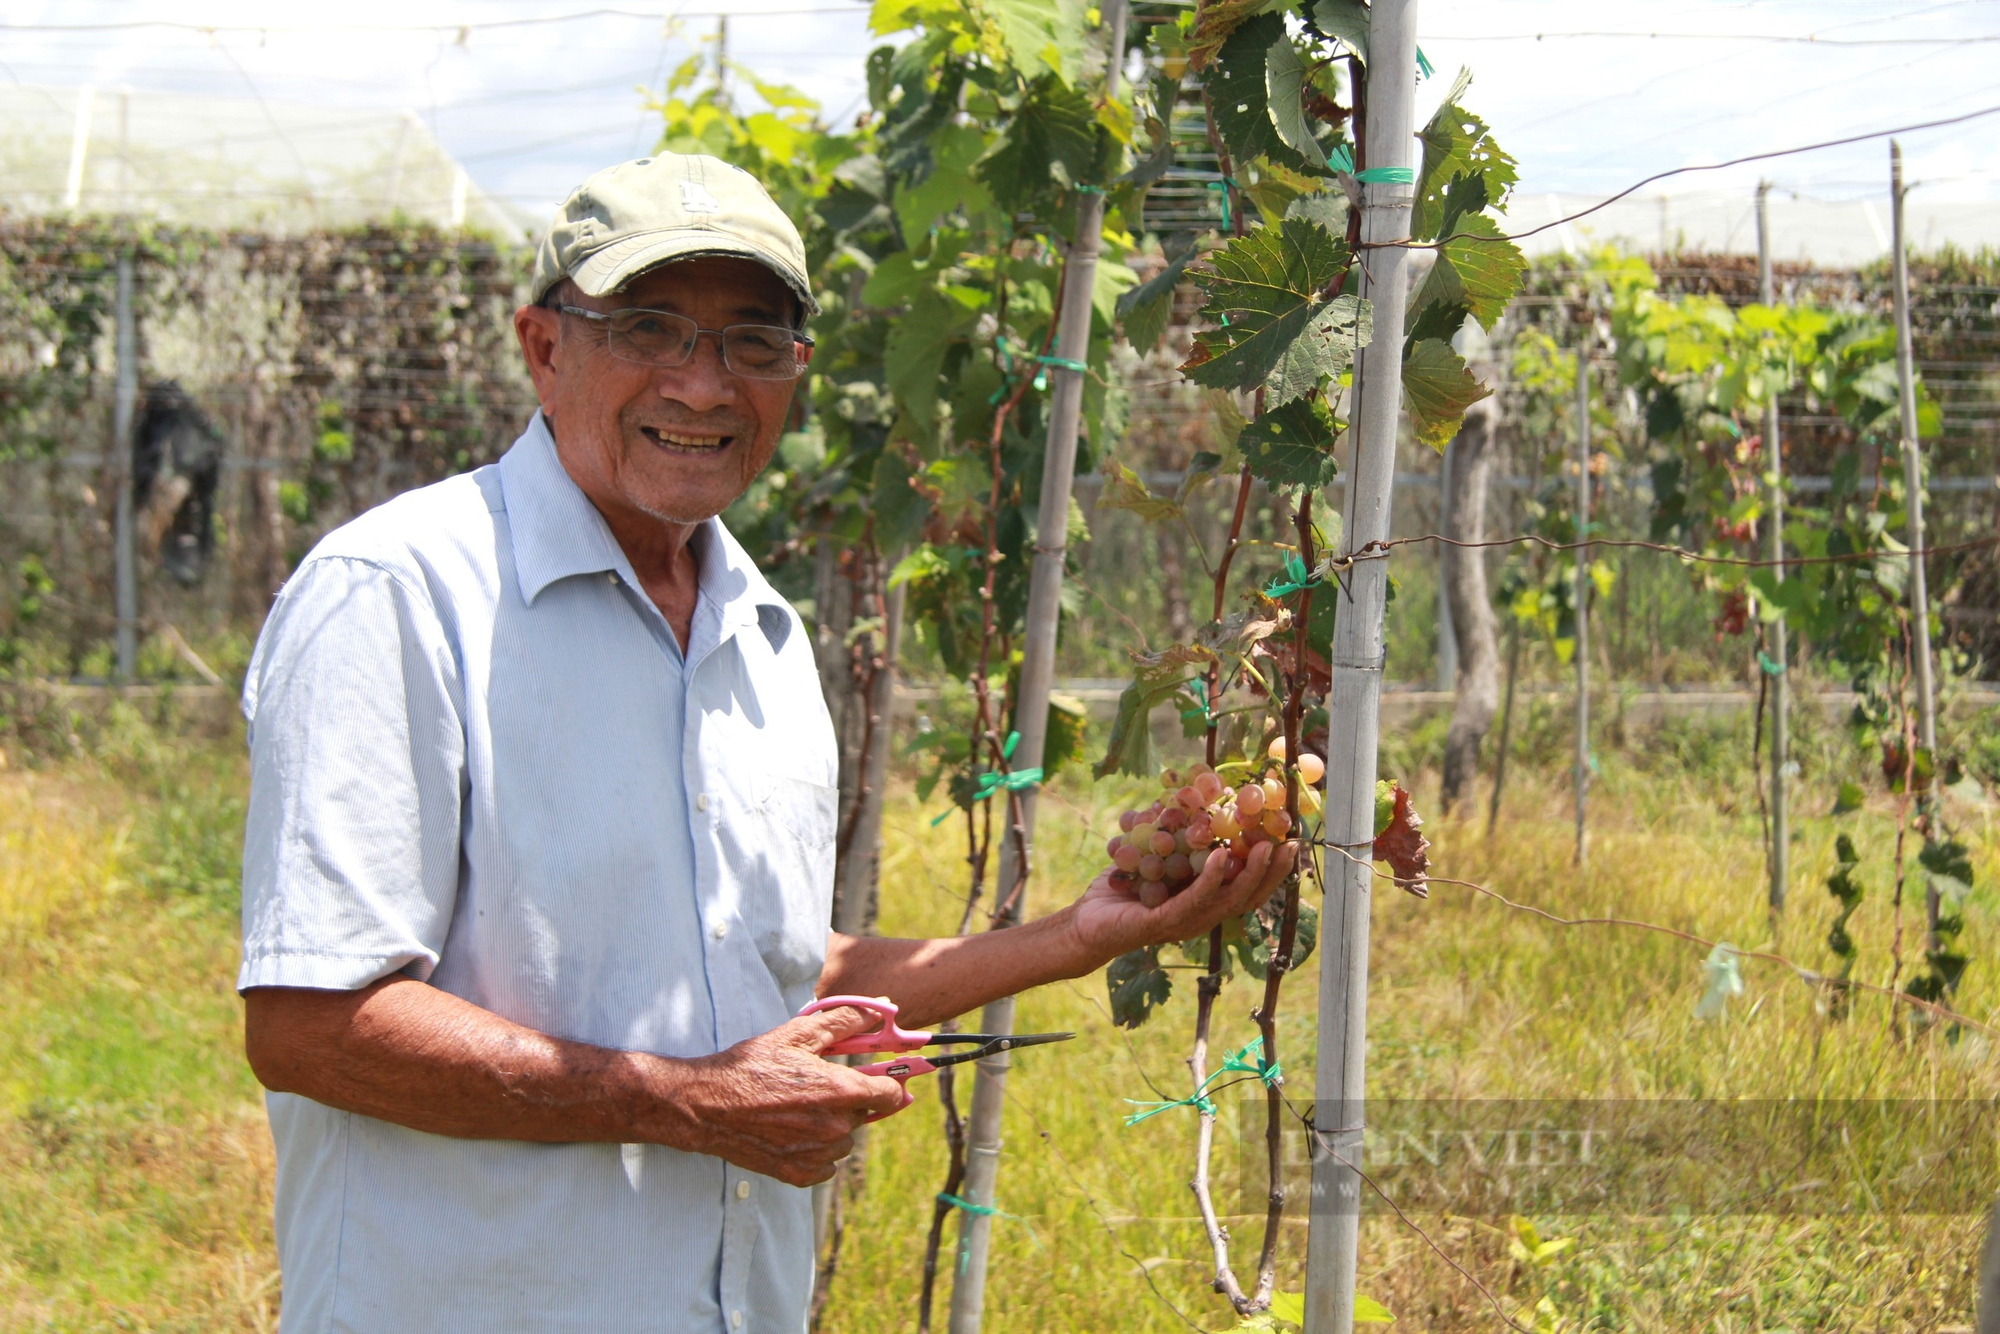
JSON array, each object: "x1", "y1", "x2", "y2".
[{"x1": 554, "y1": 305, "x2": 813, "y2": 381}]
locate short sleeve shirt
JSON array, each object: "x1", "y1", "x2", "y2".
[{"x1": 238, "y1": 414, "x2": 839, "y2": 1334}]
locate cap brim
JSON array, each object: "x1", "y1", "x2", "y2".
[{"x1": 570, "y1": 228, "x2": 820, "y2": 317}]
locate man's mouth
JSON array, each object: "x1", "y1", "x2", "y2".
[{"x1": 641, "y1": 425, "x2": 734, "y2": 453}]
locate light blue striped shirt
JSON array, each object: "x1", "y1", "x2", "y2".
[{"x1": 239, "y1": 414, "x2": 838, "y2": 1334}]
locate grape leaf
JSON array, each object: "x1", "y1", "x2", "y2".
[
  {"x1": 1832, "y1": 781, "x2": 1866, "y2": 815},
  {"x1": 1355, "y1": 1295, "x2": 1396, "y2": 1325},
  {"x1": 1920, "y1": 835, "x2": 1975, "y2": 906},
  {"x1": 1312, "y1": 0, "x2": 1369, "y2": 61},
  {"x1": 1185, "y1": 0, "x2": 1268, "y2": 71},
  {"x1": 983, "y1": 0, "x2": 1087, "y2": 83},
  {"x1": 1239, "y1": 397, "x2": 1341, "y2": 489},
  {"x1": 1098, "y1": 460, "x2": 1183, "y2": 524},
  {"x1": 1412, "y1": 212, "x2": 1525, "y2": 330},
  {"x1": 1402, "y1": 338, "x2": 1491, "y2": 451},
  {"x1": 1371, "y1": 780, "x2": 1430, "y2": 896},
  {"x1": 1285, "y1": 187, "x2": 1350, "y2": 238},
  {"x1": 1264, "y1": 35, "x2": 1321, "y2": 162},
  {"x1": 1184, "y1": 216, "x2": 1352, "y2": 392},
  {"x1": 1201, "y1": 14, "x2": 1300, "y2": 169},
  {"x1": 1117, "y1": 240, "x2": 1198, "y2": 354},
  {"x1": 1413, "y1": 96, "x2": 1518, "y2": 242},
  {"x1": 979, "y1": 76, "x2": 1098, "y2": 213},
  {"x1": 1264, "y1": 293, "x2": 1370, "y2": 406},
  {"x1": 1107, "y1": 946, "x2": 1173, "y2": 1028},
  {"x1": 1095, "y1": 664, "x2": 1195, "y2": 779}
]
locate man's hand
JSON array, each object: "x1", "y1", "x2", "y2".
[
  {"x1": 659, "y1": 1002, "x2": 912, "y2": 1187},
  {"x1": 1065, "y1": 839, "x2": 1297, "y2": 964}
]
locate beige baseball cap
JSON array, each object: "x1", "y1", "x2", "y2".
[{"x1": 531, "y1": 153, "x2": 817, "y2": 315}]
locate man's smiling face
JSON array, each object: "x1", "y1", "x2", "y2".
[{"x1": 516, "y1": 255, "x2": 803, "y2": 527}]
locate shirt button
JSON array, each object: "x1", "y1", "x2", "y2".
[
  {"x1": 735, "y1": 1179, "x2": 751, "y2": 1200},
  {"x1": 606, "y1": 572, "x2": 618, "y2": 584},
  {"x1": 696, "y1": 792, "x2": 710, "y2": 811},
  {"x1": 712, "y1": 921, "x2": 728, "y2": 941},
  {"x1": 730, "y1": 1312, "x2": 743, "y2": 1330}
]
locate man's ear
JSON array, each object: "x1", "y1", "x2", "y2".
[{"x1": 514, "y1": 304, "x2": 563, "y2": 405}]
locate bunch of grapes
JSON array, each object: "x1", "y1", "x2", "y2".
[{"x1": 1105, "y1": 741, "x2": 1327, "y2": 908}]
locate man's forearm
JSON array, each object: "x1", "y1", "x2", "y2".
[
  {"x1": 245, "y1": 978, "x2": 681, "y2": 1143},
  {"x1": 821, "y1": 905, "x2": 1095, "y2": 1029}
]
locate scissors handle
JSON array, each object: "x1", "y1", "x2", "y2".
[
  {"x1": 799, "y1": 995, "x2": 933, "y2": 1056},
  {"x1": 852, "y1": 1054, "x2": 936, "y2": 1122}
]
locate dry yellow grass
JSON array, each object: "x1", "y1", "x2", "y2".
[{"x1": 1, "y1": 730, "x2": 1995, "y2": 1331}]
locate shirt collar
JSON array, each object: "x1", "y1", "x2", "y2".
[{"x1": 498, "y1": 415, "x2": 788, "y2": 643}]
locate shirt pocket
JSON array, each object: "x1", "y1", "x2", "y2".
[{"x1": 746, "y1": 769, "x2": 839, "y2": 993}]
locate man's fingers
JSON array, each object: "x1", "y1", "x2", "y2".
[
  {"x1": 784, "y1": 998, "x2": 893, "y2": 1051},
  {"x1": 1230, "y1": 840, "x2": 1294, "y2": 912}
]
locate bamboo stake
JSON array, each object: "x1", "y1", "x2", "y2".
[
  {"x1": 1572, "y1": 337, "x2": 1590, "y2": 870},
  {"x1": 1756, "y1": 181, "x2": 1789, "y2": 921},
  {"x1": 1302, "y1": 3, "x2": 1418, "y2": 1327},
  {"x1": 945, "y1": 8, "x2": 1124, "y2": 1329},
  {"x1": 1890, "y1": 140, "x2": 1940, "y2": 954}
]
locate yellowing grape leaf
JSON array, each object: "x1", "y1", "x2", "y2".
[
  {"x1": 1372, "y1": 780, "x2": 1431, "y2": 896},
  {"x1": 1186, "y1": 0, "x2": 1268, "y2": 72},
  {"x1": 1402, "y1": 338, "x2": 1491, "y2": 451},
  {"x1": 1098, "y1": 460, "x2": 1182, "y2": 523}
]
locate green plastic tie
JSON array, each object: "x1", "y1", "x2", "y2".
[
  {"x1": 1327, "y1": 143, "x2": 1355, "y2": 174},
  {"x1": 1205, "y1": 179, "x2": 1233, "y2": 230},
  {"x1": 1264, "y1": 553, "x2": 1321, "y2": 600},
  {"x1": 1354, "y1": 166, "x2": 1416, "y2": 185},
  {"x1": 1179, "y1": 677, "x2": 1213, "y2": 726},
  {"x1": 940, "y1": 1193, "x2": 1041, "y2": 1270},
  {"x1": 1037, "y1": 355, "x2": 1088, "y2": 374},
  {"x1": 1417, "y1": 46, "x2": 1435, "y2": 79},
  {"x1": 973, "y1": 766, "x2": 1044, "y2": 801},
  {"x1": 1075, "y1": 183, "x2": 1107, "y2": 195},
  {"x1": 1758, "y1": 651, "x2": 1787, "y2": 676},
  {"x1": 1124, "y1": 1038, "x2": 1280, "y2": 1126}
]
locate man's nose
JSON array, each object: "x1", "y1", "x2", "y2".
[{"x1": 653, "y1": 333, "x2": 736, "y2": 413}]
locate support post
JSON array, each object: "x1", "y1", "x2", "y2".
[
  {"x1": 1890, "y1": 142, "x2": 1940, "y2": 948},
  {"x1": 946, "y1": 7, "x2": 1124, "y2": 1330},
  {"x1": 1303, "y1": 3, "x2": 1418, "y2": 1328},
  {"x1": 1756, "y1": 181, "x2": 1789, "y2": 919},
  {"x1": 113, "y1": 252, "x2": 139, "y2": 682},
  {"x1": 1572, "y1": 338, "x2": 1590, "y2": 869}
]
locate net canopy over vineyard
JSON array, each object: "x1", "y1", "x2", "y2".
[{"x1": 2, "y1": 3, "x2": 1999, "y2": 1332}]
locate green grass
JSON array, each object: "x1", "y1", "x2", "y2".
[{"x1": 1, "y1": 712, "x2": 1995, "y2": 1331}]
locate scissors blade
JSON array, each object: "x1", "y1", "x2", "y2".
[{"x1": 925, "y1": 1032, "x2": 1076, "y2": 1068}]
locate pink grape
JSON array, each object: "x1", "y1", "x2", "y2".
[
  {"x1": 1194, "y1": 771, "x2": 1224, "y2": 802},
  {"x1": 1176, "y1": 785, "x2": 1205, "y2": 811},
  {"x1": 1260, "y1": 776, "x2": 1286, "y2": 808},
  {"x1": 1149, "y1": 829, "x2": 1177, "y2": 857},
  {"x1": 1236, "y1": 782, "x2": 1266, "y2": 816},
  {"x1": 1296, "y1": 753, "x2": 1325, "y2": 785},
  {"x1": 1106, "y1": 836, "x2": 1124, "y2": 859},
  {"x1": 1138, "y1": 881, "x2": 1170, "y2": 909},
  {"x1": 1108, "y1": 869, "x2": 1138, "y2": 893},
  {"x1": 1138, "y1": 853, "x2": 1166, "y2": 881},
  {"x1": 1262, "y1": 808, "x2": 1292, "y2": 837},
  {"x1": 1113, "y1": 842, "x2": 1143, "y2": 872},
  {"x1": 1131, "y1": 821, "x2": 1157, "y2": 847},
  {"x1": 1190, "y1": 847, "x2": 1211, "y2": 874},
  {"x1": 1163, "y1": 852, "x2": 1193, "y2": 882},
  {"x1": 1186, "y1": 817, "x2": 1214, "y2": 848},
  {"x1": 1119, "y1": 809, "x2": 1142, "y2": 833},
  {"x1": 1157, "y1": 806, "x2": 1188, "y2": 833}
]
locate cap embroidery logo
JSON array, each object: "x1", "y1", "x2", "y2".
[{"x1": 680, "y1": 181, "x2": 721, "y2": 216}]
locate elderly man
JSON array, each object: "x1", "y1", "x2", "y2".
[{"x1": 238, "y1": 153, "x2": 1291, "y2": 1334}]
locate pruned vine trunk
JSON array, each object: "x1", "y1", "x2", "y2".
[{"x1": 1439, "y1": 392, "x2": 1501, "y2": 815}]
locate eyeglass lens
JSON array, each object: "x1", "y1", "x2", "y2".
[{"x1": 604, "y1": 309, "x2": 801, "y2": 379}]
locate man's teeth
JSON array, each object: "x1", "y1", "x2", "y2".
[{"x1": 648, "y1": 428, "x2": 729, "y2": 450}]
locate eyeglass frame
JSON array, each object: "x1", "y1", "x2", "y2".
[{"x1": 550, "y1": 302, "x2": 815, "y2": 381}]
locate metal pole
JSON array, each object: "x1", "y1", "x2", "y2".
[
  {"x1": 1756, "y1": 181, "x2": 1789, "y2": 919},
  {"x1": 1303, "y1": 3, "x2": 1418, "y2": 1329},
  {"x1": 947, "y1": 7, "x2": 1124, "y2": 1330},
  {"x1": 1891, "y1": 141, "x2": 1941, "y2": 955},
  {"x1": 113, "y1": 252, "x2": 139, "y2": 681},
  {"x1": 1572, "y1": 339, "x2": 1590, "y2": 869}
]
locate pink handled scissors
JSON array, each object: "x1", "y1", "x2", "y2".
[{"x1": 800, "y1": 995, "x2": 1075, "y2": 1120}]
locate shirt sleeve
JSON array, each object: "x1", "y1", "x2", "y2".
[{"x1": 238, "y1": 555, "x2": 467, "y2": 993}]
